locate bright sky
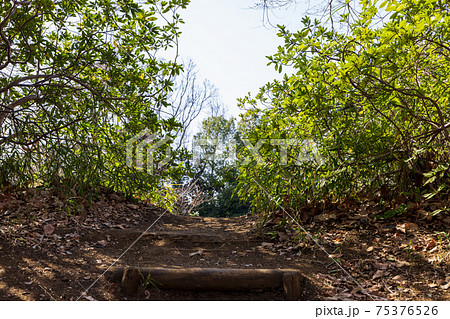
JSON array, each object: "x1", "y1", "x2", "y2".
[{"x1": 176, "y1": 0, "x2": 312, "y2": 117}]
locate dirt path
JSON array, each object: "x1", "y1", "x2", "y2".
[
  {"x1": 0, "y1": 207, "x2": 322, "y2": 300},
  {"x1": 2, "y1": 192, "x2": 450, "y2": 301}
]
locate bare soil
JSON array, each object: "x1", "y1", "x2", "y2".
[{"x1": 1, "y1": 188, "x2": 450, "y2": 300}]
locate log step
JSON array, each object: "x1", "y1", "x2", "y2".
[{"x1": 107, "y1": 267, "x2": 303, "y2": 300}]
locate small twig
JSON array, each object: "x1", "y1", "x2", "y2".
[
  {"x1": 174, "y1": 247, "x2": 185, "y2": 256},
  {"x1": 38, "y1": 283, "x2": 57, "y2": 301},
  {"x1": 382, "y1": 278, "x2": 394, "y2": 295}
]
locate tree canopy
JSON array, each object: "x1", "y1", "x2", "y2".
[
  {"x1": 237, "y1": 0, "x2": 450, "y2": 212},
  {"x1": 0, "y1": 0, "x2": 189, "y2": 196}
]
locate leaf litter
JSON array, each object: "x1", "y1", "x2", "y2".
[{"x1": 1, "y1": 187, "x2": 450, "y2": 300}]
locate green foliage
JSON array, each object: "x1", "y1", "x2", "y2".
[
  {"x1": 237, "y1": 0, "x2": 450, "y2": 213},
  {"x1": 191, "y1": 115, "x2": 250, "y2": 217},
  {"x1": 0, "y1": 0, "x2": 189, "y2": 197}
]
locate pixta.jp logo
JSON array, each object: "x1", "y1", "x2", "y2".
[
  {"x1": 126, "y1": 129, "x2": 322, "y2": 173},
  {"x1": 126, "y1": 129, "x2": 172, "y2": 174}
]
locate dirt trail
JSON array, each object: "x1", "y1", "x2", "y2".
[
  {"x1": 0, "y1": 207, "x2": 322, "y2": 300},
  {"x1": 108, "y1": 214, "x2": 319, "y2": 300},
  {"x1": 3, "y1": 196, "x2": 450, "y2": 301}
]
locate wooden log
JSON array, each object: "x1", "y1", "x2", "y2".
[
  {"x1": 283, "y1": 272, "x2": 303, "y2": 301},
  {"x1": 108, "y1": 267, "x2": 303, "y2": 299},
  {"x1": 121, "y1": 266, "x2": 141, "y2": 295}
]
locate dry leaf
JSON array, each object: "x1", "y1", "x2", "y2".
[
  {"x1": 127, "y1": 204, "x2": 139, "y2": 210},
  {"x1": 334, "y1": 236, "x2": 342, "y2": 243},
  {"x1": 406, "y1": 223, "x2": 419, "y2": 231},
  {"x1": 366, "y1": 285, "x2": 382, "y2": 293},
  {"x1": 436, "y1": 279, "x2": 445, "y2": 285},
  {"x1": 392, "y1": 275, "x2": 406, "y2": 281},
  {"x1": 372, "y1": 270, "x2": 386, "y2": 280},
  {"x1": 367, "y1": 246, "x2": 374, "y2": 252},
  {"x1": 396, "y1": 224, "x2": 406, "y2": 234},
  {"x1": 396, "y1": 222, "x2": 419, "y2": 234},
  {"x1": 43, "y1": 224, "x2": 55, "y2": 236},
  {"x1": 426, "y1": 240, "x2": 436, "y2": 250},
  {"x1": 440, "y1": 282, "x2": 450, "y2": 290},
  {"x1": 277, "y1": 232, "x2": 290, "y2": 242}
]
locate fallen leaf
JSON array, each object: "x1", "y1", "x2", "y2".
[
  {"x1": 367, "y1": 246, "x2": 374, "y2": 252},
  {"x1": 396, "y1": 222, "x2": 419, "y2": 234},
  {"x1": 260, "y1": 242, "x2": 274, "y2": 248},
  {"x1": 426, "y1": 240, "x2": 436, "y2": 250},
  {"x1": 406, "y1": 222, "x2": 419, "y2": 231},
  {"x1": 440, "y1": 282, "x2": 450, "y2": 290},
  {"x1": 43, "y1": 224, "x2": 55, "y2": 236},
  {"x1": 333, "y1": 236, "x2": 342, "y2": 243},
  {"x1": 366, "y1": 285, "x2": 381, "y2": 293},
  {"x1": 395, "y1": 224, "x2": 406, "y2": 233},
  {"x1": 392, "y1": 275, "x2": 406, "y2": 281},
  {"x1": 277, "y1": 232, "x2": 290, "y2": 242},
  {"x1": 394, "y1": 261, "x2": 410, "y2": 268},
  {"x1": 372, "y1": 270, "x2": 386, "y2": 280}
]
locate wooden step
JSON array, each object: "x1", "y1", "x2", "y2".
[{"x1": 107, "y1": 267, "x2": 304, "y2": 300}]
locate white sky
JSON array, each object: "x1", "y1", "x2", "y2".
[{"x1": 176, "y1": 0, "x2": 312, "y2": 117}]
